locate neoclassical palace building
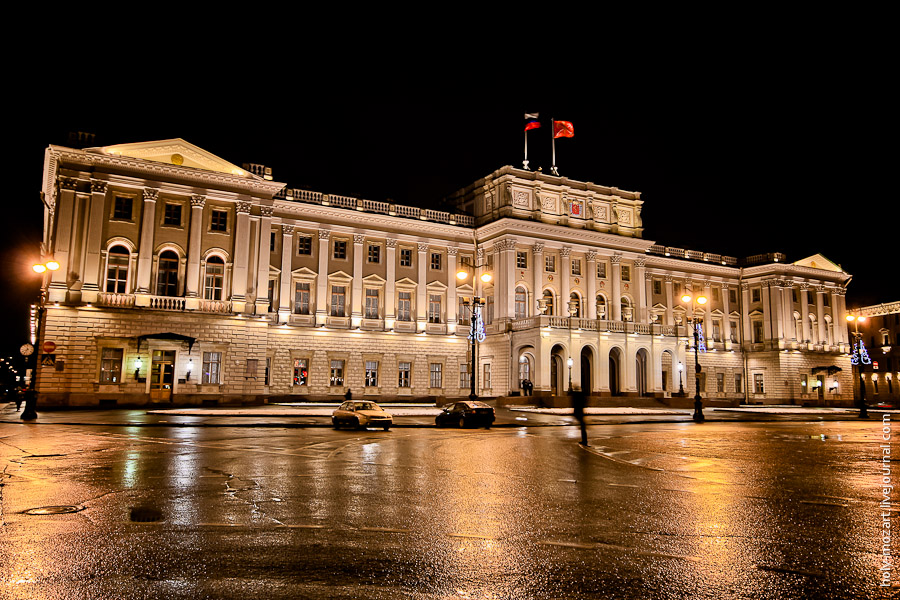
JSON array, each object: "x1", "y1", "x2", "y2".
[{"x1": 33, "y1": 139, "x2": 854, "y2": 407}]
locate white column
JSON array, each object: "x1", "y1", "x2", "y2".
[
  {"x1": 417, "y1": 243, "x2": 428, "y2": 331},
  {"x1": 665, "y1": 276, "x2": 674, "y2": 326},
  {"x1": 782, "y1": 282, "x2": 795, "y2": 341},
  {"x1": 81, "y1": 180, "x2": 108, "y2": 302},
  {"x1": 721, "y1": 284, "x2": 732, "y2": 343},
  {"x1": 816, "y1": 286, "x2": 827, "y2": 344},
  {"x1": 278, "y1": 224, "x2": 294, "y2": 320},
  {"x1": 315, "y1": 230, "x2": 330, "y2": 325},
  {"x1": 48, "y1": 178, "x2": 77, "y2": 302},
  {"x1": 385, "y1": 239, "x2": 397, "y2": 322},
  {"x1": 835, "y1": 289, "x2": 848, "y2": 344},
  {"x1": 135, "y1": 188, "x2": 158, "y2": 296},
  {"x1": 635, "y1": 258, "x2": 647, "y2": 323},
  {"x1": 503, "y1": 240, "x2": 516, "y2": 321},
  {"x1": 586, "y1": 250, "x2": 597, "y2": 320},
  {"x1": 761, "y1": 282, "x2": 773, "y2": 341},
  {"x1": 560, "y1": 247, "x2": 571, "y2": 317},
  {"x1": 254, "y1": 206, "x2": 274, "y2": 314},
  {"x1": 184, "y1": 195, "x2": 205, "y2": 304},
  {"x1": 352, "y1": 234, "x2": 364, "y2": 323},
  {"x1": 741, "y1": 284, "x2": 752, "y2": 343},
  {"x1": 610, "y1": 255, "x2": 622, "y2": 321},
  {"x1": 231, "y1": 201, "x2": 252, "y2": 311},
  {"x1": 770, "y1": 282, "x2": 784, "y2": 341},
  {"x1": 533, "y1": 243, "x2": 544, "y2": 315},
  {"x1": 702, "y1": 280, "x2": 713, "y2": 343},
  {"x1": 800, "y1": 284, "x2": 811, "y2": 342},
  {"x1": 447, "y1": 247, "x2": 458, "y2": 329}
]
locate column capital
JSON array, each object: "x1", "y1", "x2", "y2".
[
  {"x1": 237, "y1": 201, "x2": 252, "y2": 214},
  {"x1": 318, "y1": 229, "x2": 331, "y2": 240},
  {"x1": 721, "y1": 282, "x2": 730, "y2": 289},
  {"x1": 385, "y1": 238, "x2": 397, "y2": 248},
  {"x1": 560, "y1": 247, "x2": 571, "y2": 258},
  {"x1": 532, "y1": 242, "x2": 544, "y2": 254},
  {"x1": 447, "y1": 246, "x2": 458, "y2": 256},
  {"x1": 634, "y1": 257, "x2": 646, "y2": 268},
  {"x1": 702, "y1": 279, "x2": 713, "y2": 288},
  {"x1": 191, "y1": 194, "x2": 206, "y2": 208},
  {"x1": 799, "y1": 282, "x2": 810, "y2": 290},
  {"x1": 665, "y1": 275, "x2": 674, "y2": 283},
  {"x1": 282, "y1": 224, "x2": 295, "y2": 236},
  {"x1": 88, "y1": 179, "x2": 106, "y2": 193},
  {"x1": 260, "y1": 206, "x2": 275, "y2": 218},
  {"x1": 143, "y1": 188, "x2": 159, "y2": 202},
  {"x1": 417, "y1": 243, "x2": 429, "y2": 253},
  {"x1": 610, "y1": 254, "x2": 622, "y2": 264},
  {"x1": 585, "y1": 250, "x2": 597, "y2": 262},
  {"x1": 354, "y1": 234, "x2": 365, "y2": 245}
]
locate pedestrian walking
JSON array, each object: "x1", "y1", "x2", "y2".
[
  {"x1": 571, "y1": 388, "x2": 588, "y2": 446},
  {"x1": 345, "y1": 389, "x2": 352, "y2": 401}
]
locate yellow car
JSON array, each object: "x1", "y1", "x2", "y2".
[{"x1": 332, "y1": 401, "x2": 393, "y2": 430}]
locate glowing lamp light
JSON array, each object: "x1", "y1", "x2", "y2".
[
  {"x1": 456, "y1": 270, "x2": 468, "y2": 280},
  {"x1": 33, "y1": 264, "x2": 47, "y2": 273},
  {"x1": 681, "y1": 294, "x2": 692, "y2": 303},
  {"x1": 480, "y1": 272, "x2": 493, "y2": 283},
  {"x1": 46, "y1": 261, "x2": 60, "y2": 271},
  {"x1": 696, "y1": 296, "x2": 708, "y2": 305}
]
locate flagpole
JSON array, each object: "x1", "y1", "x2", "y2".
[
  {"x1": 524, "y1": 126, "x2": 529, "y2": 170},
  {"x1": 551, "y1": 118, "x2": 558, "y2": 176}
]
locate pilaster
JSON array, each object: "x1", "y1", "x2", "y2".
[
  {"x1": 81, "y1": 179, "x2": 108, "y2": 302},
  {"x1": 231, "y1": 201, "x2": 252, "y2": 312}
]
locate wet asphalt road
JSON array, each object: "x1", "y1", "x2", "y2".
[{"x1": 0, "y1": 418, "x2": 895, "y2": 599}]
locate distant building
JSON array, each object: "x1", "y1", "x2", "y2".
[
  {"x1": 847, "y1": 301, "x2": 900, "y2": 404},
  {"x1": 34, "y1": 139, "x2": 854, "y2": 407}
]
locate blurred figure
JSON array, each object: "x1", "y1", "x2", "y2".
[{"x1": 571, "y1": 388, "x2": 588, "y2": 446}]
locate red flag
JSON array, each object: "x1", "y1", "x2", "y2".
[
  {"x1": 524, "y1": 120, "x2": 541, "y2": 132},
  {"x1": 553, "y1": 120, "x2": 574, "y2": 138}
]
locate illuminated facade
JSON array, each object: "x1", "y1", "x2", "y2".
[
  {"x1": 34, "y1": 139, "x2": 854, "y2": 407},
  {"x1": 848, "y1": 301, "x2": 900, "y2": 403}
]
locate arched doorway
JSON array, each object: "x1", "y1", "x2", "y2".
[
  {"x1": 581, "y1": 346, "x2": 593, "y2": 393},
  {"x1": 609, "y1": 347, "x2": 622, "y2": 396},
  {"x1": 661, "y1": 350, "x2": 674, "y2": 393},
  {"x1": 550, "y1": 344, "x2": 566, "y2": 396},
  {"x1": 636, "y1": 349, "x2": 649, "y2": 397}
]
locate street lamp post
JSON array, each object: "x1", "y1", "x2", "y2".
[
  {"x1": 681, "y1": 293, "x2": 708, "y2": 423},
  {"x1": 567, "y1": 357, "x2": 574, "y2": 392},
  {"x1": 456, "y1": 259, "x2": 493, "y2": 402},
  {"x1": 846, "y1": 313, "x2": 870, "y2": 419},
  {"x1": 21, "y1": 258, "x2": 61, "y2": 421},
  {"x1": 677, "y1": 361, "x2": 684, "y2": 395}
]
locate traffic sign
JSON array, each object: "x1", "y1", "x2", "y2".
[
  {"x1": 41, "y1": 354, "x2": 56, "y2": 366},
  {"x1": 42, "y1": 341, "x2": 57, "y2": 353}
]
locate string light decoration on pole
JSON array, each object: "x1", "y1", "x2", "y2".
[
  {"x1": 681, "y1": 292, "x2": 708, "y2": 423},
  {"x1": 456, "y1": 258, "x2": 493, "y2": 402},
  {"x1": 21, "y1": 257, "x2": 61, "y2": 420},
  {"x1": 846, "y1": 313, "x2": 870, "y2": 419}
]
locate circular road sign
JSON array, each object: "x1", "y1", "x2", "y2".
[{"x1": 42, "y1": 341, "x2": 57, "y2": 353}]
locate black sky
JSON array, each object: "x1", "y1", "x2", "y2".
[{"x1": 3, "y1": 39, "x2": 895, "y2": 357}]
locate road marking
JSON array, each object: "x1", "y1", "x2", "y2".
[
  {"x1": 755, "y1": 564, "x2": 825, "y2": 578},
  {"x1": 608, "y1": 483, "x2": 639, "y2": 488},
  {"x1": 557, "y1": 479, "x2": 577, "y2": 483},
  {"x1": 279, "y1": 524, "x2": 327, "y2": 529},
  {"x1": 448, "y1": 533, "x2": 495, "y2": 540},
  {"x1": 799, "y1": 500, "x2": 849, "y2": 508},
  {"x1": 358, "y1": 526, "x2": 410, "y2": 533}
]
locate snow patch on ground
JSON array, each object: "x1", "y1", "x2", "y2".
[
  {"x1": 510, "y1": 407, "x2": 688, "y2": 416},
  {"x1": 147, "y1": 407, "x2": 442, "y2": 417}
]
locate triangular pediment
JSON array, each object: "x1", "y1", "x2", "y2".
[
  {"x1": 362, "y1": 274, "x2": 387, "y2": 285},
  {"x1": 793, "y1": 253, "x2": 843, "y2": 273},
  {"x1": 90, "y1": 138, "x2": 259, "y2": 179}
]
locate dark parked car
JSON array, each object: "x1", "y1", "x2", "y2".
[{"x1": 435, "y1": 401, "x2": 495, "y2": 428}]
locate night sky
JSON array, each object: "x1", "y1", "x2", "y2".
[{"x1": 3, "y1": 56, "x2": 895, "y2": 359}]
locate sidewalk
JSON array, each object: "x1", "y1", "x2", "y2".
[{"x1": 0, "y1": 402, "x2": 890, "y2": 428}]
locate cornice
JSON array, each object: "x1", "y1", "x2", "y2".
[
  {"x1": 47, "y1": 146, "x2": 286, "y2": 200},
  {"x1": 474, "y1": 217, "x2": 654, "y2": 254},
  {"x1": 641, "y1": 254, "x2": 741, "y2": 278}
]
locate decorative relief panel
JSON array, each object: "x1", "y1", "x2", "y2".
[
  {"x1": 616, "y1": 208, "x2": 632, "y2": 225},
  {"x1": 592, "y1": 201, "x2": 609, "y2": 223},
  {"x1": 512, "y1": 189, "x2": 530, "y2": 208},
  {"x1": 541, "y1": 194, "x2": 558, "y2": 214}
]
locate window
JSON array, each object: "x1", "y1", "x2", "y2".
[
  {"x1": 293, "y1": 358, "x2": 308, "y2": 385},
  {"x1": 543, "y1": 290, "x2": 555, "y2": 316},
  {"x1": 270, "y1": 231, "x2": 276, "y2": 252},
  {"x1": 485, "y1": 295, "x2": 494, "y2": 324},
  {"x1": 367, "y1": 244, "x2": 380, "y2": 263},
  {"x1": 751, "y1": 288, "x2": 761, "y2": 303},
  {"x1": 106, "y1": 246, "x2": 129, "y2": 293},
  {"x1": 753, "y1": 373, "x2": 764, "y2": 394},
  {"x1": 156, "y1": 251, "x2": 179, "y2": 297},
  {"x1": 729, "y1": 288, "x2": 738, "y2": 303},
  {"x1": 712, "y1": 319, "x2": 722, "y2": 342},
  {"x1": 716, "y1": 372, "x2": 725, "y2": 392},
  {"x1": 569, "y1": 293, "x2": 581, "y2": 318},
  {"x1": 515, "y1": 287, "x2": 527, "y2": 319},
  {"x1": 430, "y1": 252, "x2": 441, "y2": 270},
  {"x1": 792, "y1": 288, "x2": 799, "y2": 303},
  {"x1": 297, "y1": 235, "x2": 312, "y2": 255},
  {"x1": 735, "y1": 373, "x2": 743, "y2": 394},
  {"x1": 752, "y1": 320, "x2": 764, "y2": 344},
  {"x1": 267, "y1": 279, "x2": 276, "y2": 308},
  {"x1": 400, "y1": 248, "x2": 412, "y2": 267},
  {"x1": 202, "y1": 352, "x2": 221, "y2": 384},
  {"x1": 398, "y1": 291, "x2": 412, "y2": 321},
  {"x1": 265, "y1": 357, "x2": 271, "y2": 386},
  {"x1": 597, "y1": 262, "x2": 607, "y2": 278},
  {"x1": 653, "y1": 279, "x2": 662, "y2": 295},
  {"x1": 712, "y1": 288, "x2": 720, "y2": 301},
  {"x1": 516, "y1": 251, "x2": 527, "y2": 269},
  {"x1": 458, "y1": 298, "x2": 470, "y2": 326},
  {"x1": 163, "y1": 203, "x2": 181, "y2": 226},
  {"x1": 823, "y1": 294, "x2": 830, "y2": 307},
  {"x1": 398, "y1": 362, "x2": 411, "y2": 388},
  {"x1": 483, "y1": 364, "x2": 491, "y2": 390},
  {"x1": 333, "y1": 240, "x2": 347, "y2": 259},
  {"x1": 621, "y1": 265, "x2": 631, "y2": 282},
  {"x1": 113, "y1": 196, "x2": 132, "y2": 220},
  {"x1": 330, "y1": 360, "x2": 345, "y2": 387},
  {"x1": 204, "y1": 256, "x2": 225, "y2": 300},
  {"x1": 294, "y1": 282, "x2": 310, "y2": 314},
  {"x1": 429, "y1": 363, "x2": 442, "y2": 388},
  {"x1": 459, "y1": 363, "x2": 470, "y2": 388},
  {"x1": 99, "y1": 348, "x2": 123, "y2": 384},
  {"x1": 365, "y1": 288, "x2": 379, "y2": 319},
  {"x1": 800, "y1": 374, "x2": 808, "y2": 392},
  {"x1": 571, "y1": 259, "x2": 581, "y2": 276},
  {"x1": 596, "y1": 295, "x2": 607, "y2": 319},
  {"x1": 545, "y1": 255, "x2": 556, "y2": 272},
  {"x1": 730, "y1": 321, "x2": 739, "y2": 342},
  {"x1": 428, "y1": 294, "x2": 442, "y2": 323},
  {"x1": 330, "y1": 285, "x2": 346, "y2": 317},
  {"x1": 211, "y1": 209, "x2": 228, "y2": 232},
  {"x1": 365, "y1": 361, "x2": 378, "y2": 387}
]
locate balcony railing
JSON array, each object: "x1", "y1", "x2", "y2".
[
  {"x1": 149, "y1": 296, "x2": 185, "y2": 311},
  {"x1": 98, "y1": 293, "x2": 135, "y2": 307},
  {"x1": 510, "y1": 316, "x2": 679, "y2": 336}
]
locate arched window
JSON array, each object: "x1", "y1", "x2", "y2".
[
  {"x1": 542, "y1": 290, "x2": 554, "y2": 316},
  {"x1": 105, "y1": 245, "x2": 130, "y2": 293},
  {"x1": 569, "y1": 292, "x2": 581, "y2": 318},
  {"x1": 596, "y1": 294, "x2": 607, "y2": 320},
  {"x1": 515, "y1": 286, "x2": 527, "y2": 319},
  {"x1": 621, "y1": 297, "x2": 633, "y2": 322},
  {"x1": 204, "y1": 256, "x2": 225, "y2": 300},
  {"x1": 156, "y1": 251, "x2": 179, "y2": 297}
]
